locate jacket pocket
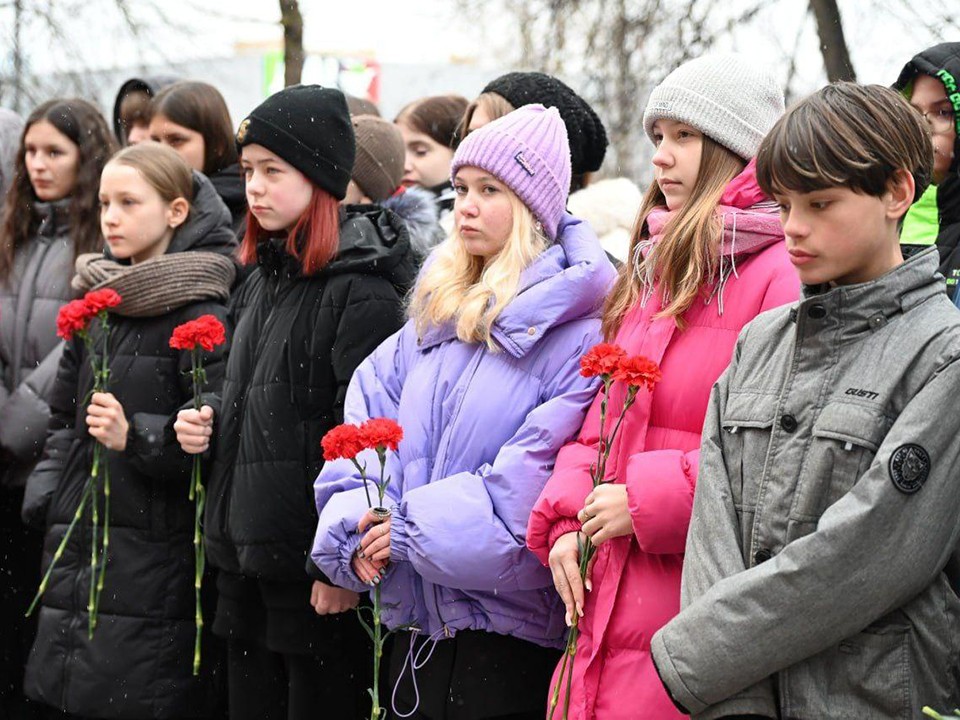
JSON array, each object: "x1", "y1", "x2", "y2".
[
  {"x1": 782, "y1": 624, "x2": 912, "y2": 720},
  {"x1": 791, "y1": 402, "x2": 890, "y2": 523},
  {"x1": 721, "y1": 391, "x2": 778, "y2": 512}
]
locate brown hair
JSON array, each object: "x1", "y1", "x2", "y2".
[
  {"x1": 150, "y1": 81, "x2": 238, "y2": 176},
  {"x1": 395, "y1": 94, "x2": 469, "y2": 149},
  {"x1": 601, "y1": 137, "x2": 745, "y2": 338},
  {"x1": 0, "y1": 98, "x2": 116, "y2": 282},
  {"x1": 119, "y1": 90, "x2": 152, "y2": 133},
  {"x1": 455, "y1": 92, "x2": 515, "y2": 146},
  {"x1": 109, "y1": 142, "x2": 194, "y2": 205},
  {"x1": 757, "y1": 82, "x2": 933, "y2": 203}
]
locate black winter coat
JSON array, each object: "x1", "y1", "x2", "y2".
[
  {"x1": 205, "y1": 207, "x2": 417, "y2": 586},
  {"x1": 21, "y1": 177, "x2": 236, "y2": 719}
]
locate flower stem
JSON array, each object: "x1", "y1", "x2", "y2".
[{"x1": 193, "y1": 454, "x2": 205, "y2": 675}]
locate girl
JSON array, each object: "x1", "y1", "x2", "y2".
[
  {"x1": 527, "y1": 54, "x2": 799, "y2": 719},
  {"x1": 0, "y1": 98, "x2": 114, "y2": 717},
  {"x1": 173, "y1": 85, "x2": 417, "y2": 720},
  {"x1": 148, "y1": 81, "x2": 247, "y2": 232},
  {"x1": 394, "y1": 94, "x2": 467, "y2": 229},
  {"x1": 312, "y1": 104, "x2": 617, "y2": 720},
  {"x1": 21, "y1": 141, "x2": 237, "y2": 718}
]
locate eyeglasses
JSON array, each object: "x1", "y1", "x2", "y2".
[{"x1": 920, "y1": 107, "x2": 956, "y2": 134}]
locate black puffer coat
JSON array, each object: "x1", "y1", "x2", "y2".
[
  {"x1": 21, "y1": 177, "x2": 236, "y2": 718},
  {"x1": 205, "y1": 206, "x2": 417, "y2": 583}
]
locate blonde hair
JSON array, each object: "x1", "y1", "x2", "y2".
[
  {"x1": 601, "y1": 137, "x2": 744, "y2": 338},
  {"x1": 456, "y1": 92, "x2": 516, "y2": 146},
  {"x1": 109, "y1": 141, "x2": 194, "y2": 205},
  {"x1": 408, "y1": 191, "x2": 548, "y2": 350}
]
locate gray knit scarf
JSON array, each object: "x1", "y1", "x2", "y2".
[{"x1": 72, "y1": 252, "x2": 236, "y2": 317}]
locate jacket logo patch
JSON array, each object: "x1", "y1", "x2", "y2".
[
  {"x1": 514, "y1": 151, "x2": 536, "y2": 177},
  {"x1": 889, "y1": 444, "x2": 930, "y2": 494},
  {"x1": 845, "y1": 387, "x2": 879, "y2": 400}
]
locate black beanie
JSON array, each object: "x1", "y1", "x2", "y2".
[
  {"x1": 482, "y1": 72, "x2": 608, "y2": 176},
  {"x1": 236, "y1": 85, "x2": 356, "y2": 200}
]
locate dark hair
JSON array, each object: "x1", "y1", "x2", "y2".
[
  {"x1": 0, "y1": 98, "x2": 116, "y2": 281},
  {"x1": 757, "y1": 82, "x2": 934, "y2": 202},
  {"x1": 395, "y1": 94, "x2": 468, "y2": 149},
  {"x1": 150, "y1": 81, "x2": 237, "y2": 176}
]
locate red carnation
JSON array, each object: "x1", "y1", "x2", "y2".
[
  {"x1": 321, "y1": 423, "x2": 365, "y2": 462},
  {"x1": 360, "y1": 418, "x2": 403, "y2": 452},
  {"x1": 83, "y1": 289, "x2": 122, "y2": 314},
  {"x1": 170, "y1": 315, "x2": 227, "y2": 352},
  {"x1": 579, "y1": 343, "x2": 627, "y2": 379},
  {"x1": 56, "y1": 299, "x2": 95, "y2": 340},
  {"x1": 613, "y1": 355, "x2": 662, "y2": 391}
]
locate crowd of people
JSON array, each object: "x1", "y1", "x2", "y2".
[{"x1": 0, "y1": 38, "x2": 958, "y2": 720}]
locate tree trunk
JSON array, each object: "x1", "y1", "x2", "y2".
[
  {"x1": 809, "y1": 0, "x2": 856, "y2": 82},
  {"x1": 279, "y1": 0, "x2": 304, "y2": 87}
]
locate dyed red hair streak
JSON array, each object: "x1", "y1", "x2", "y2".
[{"x1": 237, "y1": 187, "x2": 340, "y2": 276}]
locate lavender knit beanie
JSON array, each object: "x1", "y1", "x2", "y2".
[{"x1": 450, "y1": 104, "x2": 571, "y2": 241}]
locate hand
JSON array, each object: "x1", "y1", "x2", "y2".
[
  {"x1": 310, "y1": 580, "x2": 359, "y2": 615},
  {"x1": 86, "y1": 392, "x2": 128, "y2": 451},
  {"x1": 358, "y1": 509, "x2": 392, "y2": 564},
  {"x1": 579, "y1": 483, "x2": 632, "y2": 545},
  {"x1": 548, "y1": 531, "x2": 592, "y2": 627},
  {"x1": 174, "y1": 405, "x2": 214, "y2": 454},
  {"x1": 352, "y1": 552, "x2": 386, "y2": 586}
]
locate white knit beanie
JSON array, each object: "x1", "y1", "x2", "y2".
[{"x1": 642, "y1": 53, "x2": 785, "y2": 160}]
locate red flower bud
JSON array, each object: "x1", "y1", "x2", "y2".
[
  {"x1": 321, "y1": 424, "x2": 365, "y2": 461},
  {"x1": 170, "y1": 315, "x2": 227, "y2": 352},
  {"x1": 579, "y1": 343, "x2": 627, "y2": 378}
]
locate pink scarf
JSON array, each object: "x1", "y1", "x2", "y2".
[{"x1": 637, "y1": 158, "x2": 785, "y2": 313}]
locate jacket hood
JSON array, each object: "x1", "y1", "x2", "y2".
[
  {"x1": 419, "y1": 213, "x2": 617, "y2": 357},
  {"x1": 894, "y1": 42, "x2": 960, "y2": 177},
  {"x1": 381, "y1": 186, "x2": 443, "y2": 257},
  {"x1": 208, "y1": 163, "x2": 247, "y2": 220},
  {"x1": 112, "y1": 75, "x2": 180, "y2": 142},
  {"x1": 257, "y1": 205, "x2": 419, "y2": 295}
]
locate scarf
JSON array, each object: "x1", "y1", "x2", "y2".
[{"x1": 72, "y1": 251, "x2": 236, "y2": 317}]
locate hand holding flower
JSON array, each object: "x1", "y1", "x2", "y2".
[
  {"x1": 358, "y1": 510, "x2": 392, "y2": 564},
  {"x1": 578, "y1": 484, "x2": 632, "y2": 545},
  {"x1": 548, "y1": 531, "x2": 587, "y2": 627},
  {"x1": 86, "y1": 392, "x2": 128, "y2": 451},
  {"x1": 174, "y1": 405, "x2": 215, "y2": 454}
]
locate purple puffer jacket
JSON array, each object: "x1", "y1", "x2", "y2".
[{"x1": 311, "y1": 214, "x2": 616, "y2": 648}]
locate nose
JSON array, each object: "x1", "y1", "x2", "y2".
[
  {"x1": 652, "y1": 143, "x2": 673, "y2": 170},
  {"x1": 26, "y1": 152, "x2": 46, "y2": 173},
  {"x1": 403, "y1": 151, "x2": 415, "y2": 174},
  {"x1": 456, "y1": 190, "x2": 478, "y2": 217},
  {"x1": 781, "y1": 209, "x2": 807, "y2": 240},
  {"x1": 102, "y1": 203, "x2": 119, "y2": 226},
  {"x1": 245, "y1": 170, "x2": 263, "y2": 198}
]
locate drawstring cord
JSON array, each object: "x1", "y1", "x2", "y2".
[{"x1": 391, "y1": 626, "x2": 451, "y2": 718}]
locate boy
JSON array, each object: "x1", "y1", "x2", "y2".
[
  {"x1": 895, "y1": 43, "x2": 960, "y2": 298},
  {"x1": 650, "y1": 83, "x2": 960, "y2": 718}
]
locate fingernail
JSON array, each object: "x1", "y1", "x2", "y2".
[
  {"x1": 585, "y1": 580, "x2": 592, "y2": 592},
  {"x1": 577, "y1": 604, "x2": 584, "y2": 618},
  {"x1": 358, "y1": 550, "x2": 365, "y2": 559},
  {"x1": 565, "y1": 612, "x2": 571, "y2": 627},
  {"x1": 372, "y1": 576, "x2": 380, "y2": 585},
  {"x1": 378, "y1": 568, "x2": 386, "y2": 577}
]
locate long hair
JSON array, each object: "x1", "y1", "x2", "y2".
[
  {"x1": 0, "y1": 98, "x2": 116, "y2": 282},
  {"x1": 238, "y1": 186, "x2": 340, "y2": 276},
  {"x1": 601, "y1": 136, "x2": 744, "y2": 338},
  {"x1": 150, "y1": 81, "x2": 238, "y2": 176},
  {"x1": 408, "y1": 191, "x2": 547, "y2": 350},
  {"x1": 455, "y1": 92, "x2": 515, "y2": 147}
]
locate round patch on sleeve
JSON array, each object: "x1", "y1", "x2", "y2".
[{"x1": 889, "y1": 444, "x2": 931, "y2": 494}]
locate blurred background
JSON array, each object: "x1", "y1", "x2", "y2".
[{"x1": 0, "y1": 0, "x2": 956, "y2": 182}]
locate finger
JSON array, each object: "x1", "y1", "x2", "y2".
[
  {"x1": 181, "y1": 440, "x2": 210, "y2": 453},
  {"x1": 362, "y1": 532, "x2": 390, "y2": 559},
  {"x1": 583, "y1": 489, "x2": 596, "y2": 506},
  {"x1": 359, "y1": 521, "x2": 390, "y2": 554},
  {"x1": 310, "y1": 584, "x2": 320, "y2": 606},
  {"x1": 581, "y1": 515, "x2": 601, "y2": 538},
  {"x1": 585, "y1": 553, "x2": 597, "y2": 592},
  {"x1": 357, "y1": 510, "x2": 378, "y2": 534},
  {"x1": 561, "y1": 555, "x2": 585, "y2": 617},
  {"x1": 199, "y1": 405, "x2": 214, "y2": 421},
  {"x1": 368, "y1": 544, "x2": 391, "y2": 563},
  {"x1": 87, "y1": 403, "x2": 111, "y2": 417},
  {"x1": 354, "y1": 555, "x2": 381, "y2": 584},
  {"x1": 549, "y1": 562, "x2": 575, "y2": 623}
]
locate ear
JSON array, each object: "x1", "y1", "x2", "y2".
[
  {"x1": 167, "y1": 197, "x2": 190, "y2": 228},
  {"x1": 885, "y1": 169, "x2": 916, "y2": 221}
]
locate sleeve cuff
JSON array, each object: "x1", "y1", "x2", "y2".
[
  {"x1": 389, "y1": 503, "x2": 410, "y2": 563},
  {"x1": 650, "y1": 629, "x2": 708, "y2": 715},
  {"x1": 547, "y1": 517, "x2": 583, "y2": 551}
]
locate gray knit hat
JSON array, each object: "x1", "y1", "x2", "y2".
[{"x1": 643, "y1": 53, "x2": 784, "y2": 160}]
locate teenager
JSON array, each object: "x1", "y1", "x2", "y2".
[
  {"x1": 527, "y1": 54, "x2": 798, "y2": 719},
  {"x1": 22, "y1": 141, "x2": 237, "y2": 718},
  {"x1": 112, "y1": 76, "x2": 179, "y2": 146},
  {"x1": 394, "y1": 94, "x2": 467, "y2": 230},
  {"x1": 149, "y1": 81, "x2": 246, "y2": 232},
  {"x1": 312, "y1": 104, "x2": 617, "y2": 720},
  {"x1": 649, "y1": 81, "x2": 960, "y2": 719},
  {"x1": 0, "y1": 99, "x2": 115, "y2": 719},
  {"x1": 344, "y1": 113, "x2": 442, "y2": 258},
  {"x1": 894, "y1": 42, "x2": 960, "y2": 298},
  {"x1": 173, "y1": 85, "x2": 418, "y2": 720}
]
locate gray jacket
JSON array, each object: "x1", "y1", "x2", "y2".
[
  {"x1": 0, "y1": 199, "x2": 75, "y2": 489},
  {"x1": 651, "y1": 248, "x2": 960, "y2": 719}
]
